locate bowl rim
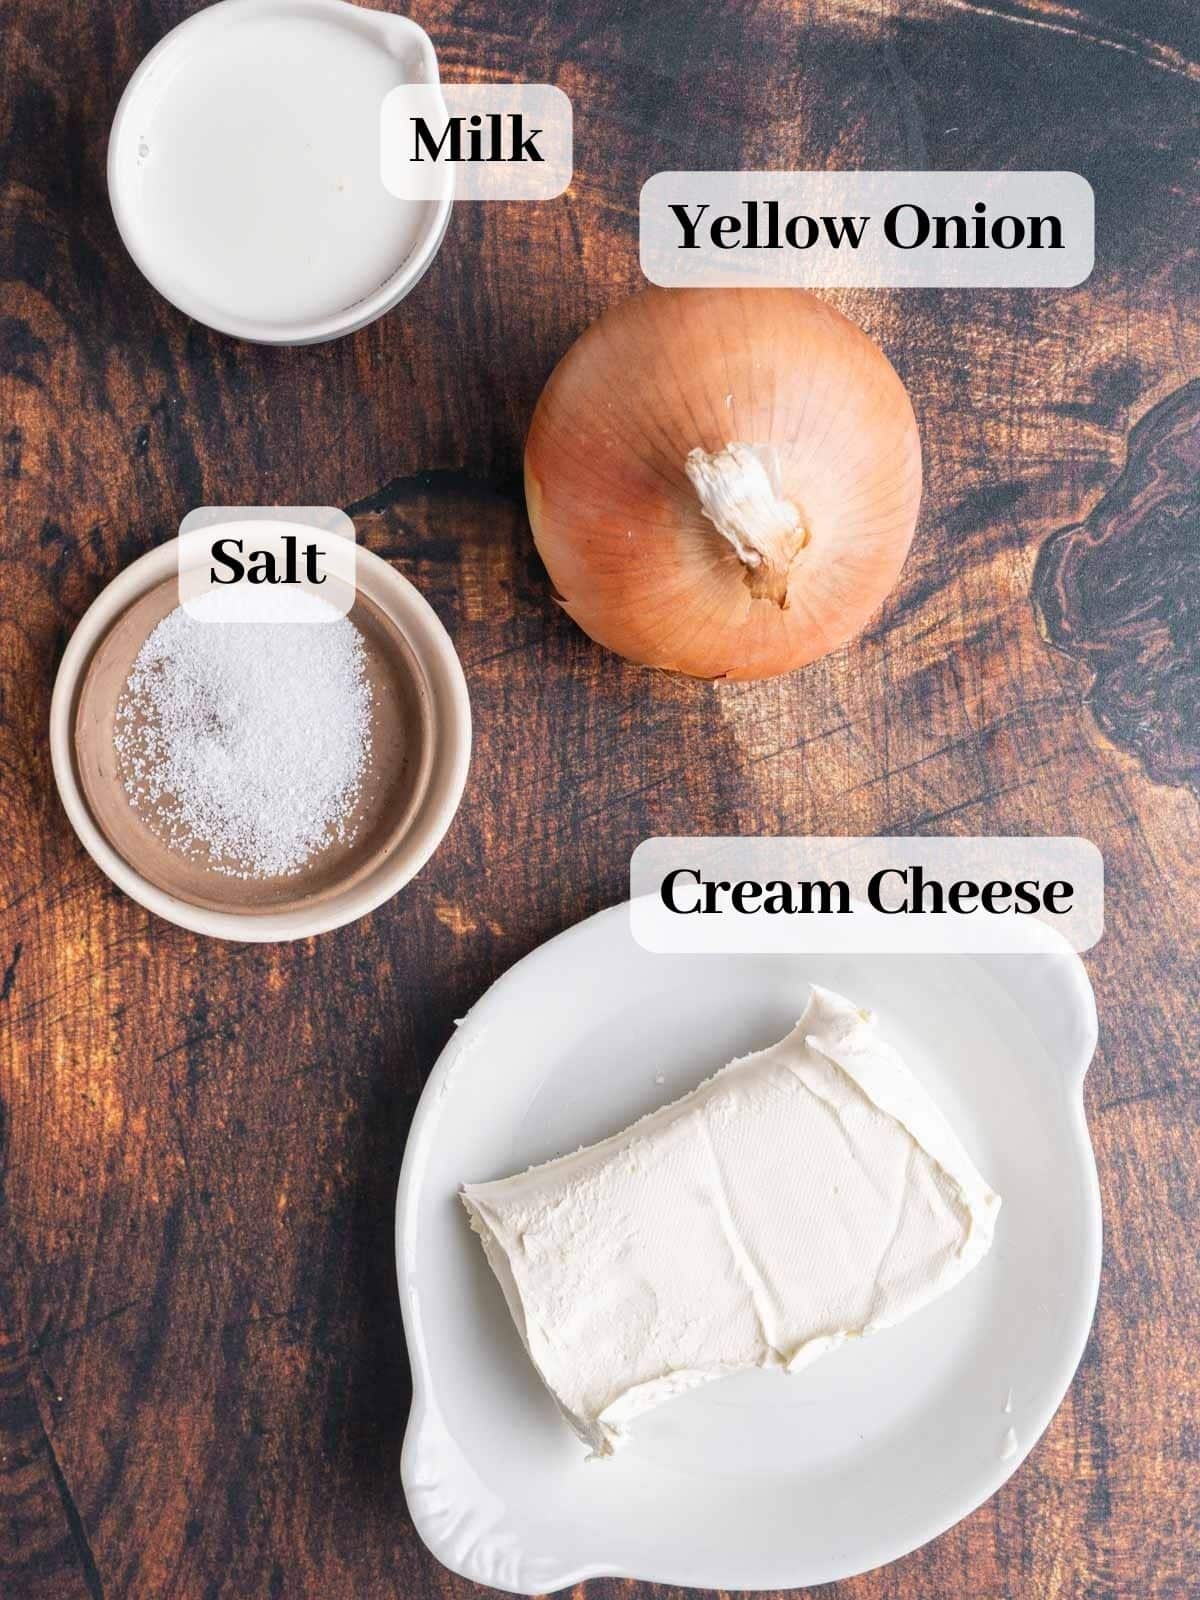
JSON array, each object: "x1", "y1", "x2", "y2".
[
  {"x1": 49, "y1": 536, "x2": 471, "y2": 942},
  {"x1": 106, "y1": 0, "x2": 455, "y2": 345}
]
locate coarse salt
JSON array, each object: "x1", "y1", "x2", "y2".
[{"x1": 114, "y1": 587, "x2": 372, "y2": 878}]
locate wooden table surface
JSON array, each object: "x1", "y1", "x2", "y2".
[{"x1": 2, "y1": 1, "x2": 1198, "y2": 1596}]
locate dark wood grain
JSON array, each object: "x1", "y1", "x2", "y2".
[
  {"x1": 1, "y1": 1, "x2": 1198, "y2": 1597},
  {"x1": 1033, "y1": 379, "x2": 1200, "y2": 792}
]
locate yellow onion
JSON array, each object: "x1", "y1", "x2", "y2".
[{"x1": 525, "y1": 287, "x2": 922, "y2": 680}]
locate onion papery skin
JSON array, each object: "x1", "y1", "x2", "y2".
[{"x1": 524, "y1": 287, "x2": 923, "y2": 681}]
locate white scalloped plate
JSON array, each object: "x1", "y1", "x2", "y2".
[{"x1": 396, "y1": 902, "x2": 1100, "y2": 1593}]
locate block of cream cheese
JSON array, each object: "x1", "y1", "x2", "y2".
[{"x1": 461, "y1": 985, "x2": 1000, "y2": 1457}]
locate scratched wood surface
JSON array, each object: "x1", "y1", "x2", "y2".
[{"x1": 1, "y1": 0, "x2": 1198, "y2": 1596}]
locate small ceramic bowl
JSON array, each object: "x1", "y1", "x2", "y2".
[
  {"x1": 50, "y1": 539, "x2": 471, "y2": 941},
  {"x1": 107, "y1": 0, "x2": 454, "y2": 344}
]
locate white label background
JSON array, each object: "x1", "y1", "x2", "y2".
[
  {"x1": 382, "y1": 84, "x2": 572, "y2": 201},
  {"x1": 631, "y1": 837, "x2": 1104, "y2": 954},
  {"x1": 640, "y1": 171, "x2": 1094, "y2": 287},
  {"x1": 177, "y1": 508, "x2": 357, "y2": 622}
]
